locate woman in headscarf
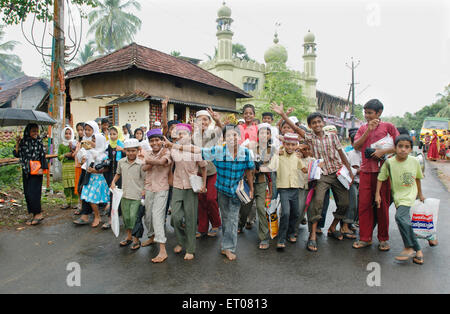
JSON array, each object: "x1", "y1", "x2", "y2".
[
  {"x1": 101, "y1": 126, "x2": 125, "y2": 229},
  {"x1": 134, "y1": 127, "x2": 151, "y2": 152},
  {"x1": 58, "y1": 126, "x2": 78, "y2": 209},
  {"x1": 75, "y1": 133, "x2": 110, "y2": 228},
  {"x1": 73, "y1": 122, "x2": 85, "y2": 214},
  {"x1": 13, "y1": 123, "x2": 48, "y2": 226}
]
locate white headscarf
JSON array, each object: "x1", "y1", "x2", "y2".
[
  {"x1": 83, "y1": 120, "x2": 100, "y2": 141},
  {"x1": 87, "y1": 133, "x2": 107, "y2": 166},
  {"x1": 61, "y1": 126, "x2": 75, "y2": 146}
]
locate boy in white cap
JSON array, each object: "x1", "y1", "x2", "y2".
[
  {"x1": 111, "y1": 138, "x2": 146, "y2": 250},
  {"x1": 264, "y1": 133, "x2": 304, "y2": 249}
]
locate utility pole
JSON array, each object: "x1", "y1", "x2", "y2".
[
  {"x1": 48, "y1": 0, "x2": 65, "y2": 181},
  {"x1": 346, "y1": 57, "x2": 360, "y2": 128}
]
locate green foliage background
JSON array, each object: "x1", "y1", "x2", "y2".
[
  {"x1": 259, "y1": 64, "x2": 310, "y2": 121},
  {"x1": 384, "y1": 85, "x2": 450, "y2": 134},
  {"x1": 0, "y1": 140, "x2": 21, "y2": 188}
]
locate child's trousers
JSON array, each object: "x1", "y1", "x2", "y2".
[
  {"x1": 278, "y1": 188, "x2": 300, "y2": 244},
  {"x1": 396, "y1": 205, "x2": 421, "y2": 251},
  {"x1": 171, "y1": 188, "x2": 198, "y2": 254}
]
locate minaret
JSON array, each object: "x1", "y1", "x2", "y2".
[
  {"x1": 215, "y1": 2, "x2": 234, "y2": 82},
  {"x1": 303, "y1": 30, "x2": 317, "y2": 105}
]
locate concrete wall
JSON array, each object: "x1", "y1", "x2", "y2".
[
  {"x1": 132, "y1": 69, "x2": 237, "y2": 110},
  {"x1": 71, "y1": 97, "x2": 116, "y2": 129},
  {"x1": 118, "y1": 101, "x2": 150, "y2": 130},
  {"x1": 11, "y1": 84, "x2": 47, "y2": 110}
]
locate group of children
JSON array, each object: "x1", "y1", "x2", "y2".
[{"x1": 49, "y1": 97, "x2": 436, "y2": 265}]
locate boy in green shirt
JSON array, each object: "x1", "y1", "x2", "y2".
[{"x1": 376, "y1": 135, "x2": 425, "y2": 265}]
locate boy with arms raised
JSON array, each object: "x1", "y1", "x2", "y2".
[
  {"x1": 165, "y1": 118, "x2": 254, "y2": 261},
  {"x1": 271, "y1": 103, "x2": 354, "y2": 252}
]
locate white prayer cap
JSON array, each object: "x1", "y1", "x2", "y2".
[
  {"x1": 123, "y1": 138, "x2": 140, "y2": 149},
  {"x1": 196, "y1": 110, "x2": 211, "y2": 119}
]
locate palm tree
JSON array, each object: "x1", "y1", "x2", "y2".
[
  {"x1": 88, "y1": 0, "x2": 142, "y2": 54},
  {"x1": 75, "y1": 40, "x2": 97, "y2": 66},
  {"x1": 0, "y1": 25, "x2": 23, "y2": 81}
]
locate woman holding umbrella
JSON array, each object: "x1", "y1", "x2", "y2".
[{"x1": 13, "y1": 123, "x2": 48, "y2": 226}]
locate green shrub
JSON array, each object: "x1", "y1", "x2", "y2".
[{"x1": 0, "y1": 140, "x2": 21, "y2": 189}]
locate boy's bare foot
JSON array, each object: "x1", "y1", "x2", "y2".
[
  {"x1": 222, "y1": 250, "x2": 236, "y2": 261},
  {"x1": 184, "y1": 253, "x2": 194, "y2": 260},
  {"x1": 174, "y1": 245, "x2": 183, "y2": 254},
  {"x1": 428, "y1": 239, "x2": 438, "y2": 247},
  {"x1": 142, "y1": 236, "x2": 155, "y2": 247},
  {"x1": 152, "y1": 253, "x2": 168, "y2": 263}
]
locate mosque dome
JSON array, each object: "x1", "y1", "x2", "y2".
[
  {"x1": 304, "y1": 30, "x2": 315, "y2": 43},
  {"x1": 218, "y1": 2, "x2": 232, "y2": 17},
  {"x1": 264, "y1": 33, "x2": 288, "y2": 64}
]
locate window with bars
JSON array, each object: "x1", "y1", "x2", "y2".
[{"x1": 99, "y1": 105, "x2": 119, "y2": 126}]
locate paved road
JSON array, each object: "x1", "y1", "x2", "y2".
[{"x1": 0, "y1": 160, "x2": 449, "y2": 293}]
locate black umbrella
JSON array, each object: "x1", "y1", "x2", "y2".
[{"x1": 0, "y1": 108, "x2": 57, "y2": 127}]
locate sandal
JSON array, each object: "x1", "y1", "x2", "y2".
[
  {"x1": 120, "y1": 239, "x2": 133, "y2": 247},
  {"x1": 276, "y1": 243, "x2": 286, "y2": 249},
  {"x1": 327, "y1": 229, "x2": 343, "y2": 241},
  {"x1": 245, "y1": 222, "x2": 253, "y2": 230},
  {"x1": 237, "y1": 226, "x2": 243, "y2": 234},
  {"x1": 306, "y1": 239, "x2": 318, "y2": 252},
  {"x1": 73, "y1": 209, "x2": 81, "y2": 215},
  {"x1": 131, "y1": 241, "x2": 141, "y2": 250},
  {"x1": 259, "y1": 241, "x2": 270, "y2": 250},
  {"x1": 352, "y1": 240, "x2": 372, "y2": 249},
  {"x1": 316, "y1": 228, "x2": 323, "y2": 235},
  {"x1": 395, "y1": 252, "x2": 416, "y2": 262},
  {"x1": 378, "y1": 241, "x2": 390, "y2": 251},
  {"x1": 342, "y1": 231, "x2": 357, "y2": 239},
  {"x1": 73, "y1": 217, "x2": 90, "y2": 225},
  {"x1": 207, "y1": 228, "x2": 219, "y2": 237},
  {"x1": 413, "y1": 255, "x2": 424, "y2": 265},
  {"x1": 287, "y1": 237, "x2": 297, "y2": 243},
  {"x1": 101, "y1": 222, "x2": 111, "y2": 230},
  {"x1": 31, "y1": 217, "x2": 44, "y2": 225},
  {"x1": 196, "y1": 232, "x2": 205, "y2": 239}
]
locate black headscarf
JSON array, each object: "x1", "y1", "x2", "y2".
[
  {"x1": 17, "y1": 124, "x2": 47, "y2": 175},
  {"x1": 134, "y1": 128, "x2": 144, "y2": 142}
]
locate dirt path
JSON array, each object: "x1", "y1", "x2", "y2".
[{"x1": 429, "y1": 159, "x2": 450, "y2": 192}]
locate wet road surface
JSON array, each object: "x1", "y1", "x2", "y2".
[{"x1": 0, "y1": 160, "x2": 449, "y2": 293}]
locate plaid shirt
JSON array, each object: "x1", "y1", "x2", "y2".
[
  {"x1": 305, "y1": 132, "x2": 343, "y2": 175},
  {"x1": 202, "y1": 144, "x2": 255, "y2": 198}
]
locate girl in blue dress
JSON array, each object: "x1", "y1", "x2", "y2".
[{"x1": 80, "y1": 133, "x2": 110, "y2": 227}]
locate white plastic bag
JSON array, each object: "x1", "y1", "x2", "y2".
[
  {"x1": 110, "y1": 188, "x2": 123, "y2": 238},
  {"x1": 265, "y1": 195, "x2": 281, "y2": 239},
  {"x1": 410, "y1": 198, "x2": 440, "y2": 240},
  {"x1": 336, "y1": 166, "x2": 356, "y2": 190},
  {"x1": 371, "y1": 134, "x2": 394, "y2": 150},
  {"x1": 189, "y1": 175, "x2": 204, "y2": 193}
]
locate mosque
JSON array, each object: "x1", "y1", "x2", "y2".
[{"x1": 200, "y1": 2, "x2": 354, "y2": 130}]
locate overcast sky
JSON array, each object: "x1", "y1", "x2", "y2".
[{"x1": 2, "y1": 0, "x2": 449, "y2": 117}]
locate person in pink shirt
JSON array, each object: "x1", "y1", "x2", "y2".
[
  {"x1": 238, "y1": 104, "x2": 258, "y2": 145},
  {"x1": 352, "y1": 99, "x2": 399, "y2": 251}
]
